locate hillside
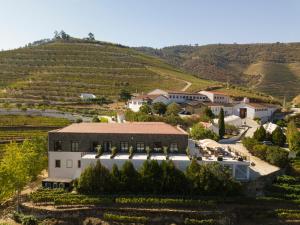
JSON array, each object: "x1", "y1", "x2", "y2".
[
  {"x1": 0, "y1": 39, "x2": 218, "y2": 105},
  {"x1": 0, "y1": 38, "x2": 274, "y2": 109},
  {"x1": 136, "y1": 43, "x2": 300, "y2": 100}
]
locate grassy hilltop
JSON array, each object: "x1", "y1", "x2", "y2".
[
  {"x1": 0, "y1": 38, "x2": 274, "y2": 107},
  {"x1": 137, "y1": 43, "x2": 300, "y2": 101}
]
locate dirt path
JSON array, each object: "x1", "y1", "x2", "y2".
[{"x1": 180, "y1": 79, "x2": 192, "y2": 91}]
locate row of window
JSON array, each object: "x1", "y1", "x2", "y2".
[
  {"x1": 169, "y1": 95, "x2": 207, "y2": 100},
  {"x1": 55, "y1": 159, "x2": 81, "y2": 168},
  {"x1": 255, "y1": 108, "x2": 267, "y2": 112},
  {"x1": 214, "y1": 96, "x2": 226, "y2": 100},
  {"x1": 54, "y1": 141, "x2": 179, "y2": 152}
]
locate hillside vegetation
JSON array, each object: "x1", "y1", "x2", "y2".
[
  {"x1": 0, "y1": 39, "x2": 217, "y2": 105},
  {"x1": 137, "y1": 43, "x2": 300, "y2": 100},
  {"x1": 0, "y1": 38, "x2": 275, "y2": 108}
]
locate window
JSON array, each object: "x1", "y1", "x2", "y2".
[
  {"x1": 66, "y1": 159, "x2": 73, "y2": 168},
  {"x1": 136, "y1": 142, "x2": 145, "y2": 152},
  {"x1": 54, "y1": 141, "x2": 62, "y2": 151},
  {"x1": 77, "y1": 160, "x2": 81, "y2": 168},
  {"x1": 55, "y1": 160, "x2": 61, "y2": 168},
  {"x1": 71, "y1": 141, "x2": 79, "y2": 152},
  {"x1": 153, "y1": 142, "x2": 162, "y2": 152},
  {"x1": 120, "y1": 142, "x2": 129, "y2": 152},
  {"x1": 170, "y1": 143, "x2": 178, "y2": 152}
]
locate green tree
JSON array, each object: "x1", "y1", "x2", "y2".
[
  {"x1": 88, "y1": 32, "x2": 95, "y2": 40},
  {"x1": 139, "y1": 104, "x2": 152, "y2": 114},
  {"x1": 119, "y1": 89, "x2": 132, "y2": 101},
  {"x1": 77, "y1": 160, "x2": 112, "y2": 194},
  {"x1": 166, "y1": 102, "x2": 181, "y2": 116},
  {"x1": 218, "y1": 108, "x2": 225, "y2": 138},
  {"x1": 204, "y1": 107, "x2": 214, "y2": 119},
  {"x1": 152, "y1": 102, "x2": 166, "y2": 115},
  {"x1": 0, "y1": 143, "x2": 30, "y2": 211},
  {"x1": 271, "y1": 127, "x2": 286, "y2": 147},
  {"x1": 111, "y1": 164, "x2": 122, "y2": 192},
  {"x1": 253, "y1": 125, "x2": 267, "y2": 142},
  {"x1": 0, "y1": 137, "x2": 47, "y2": 211},
  {"x1": 160, "y1": 160, "x2": 187, "y2": 194},
  {"x1": 139, "y1": 160, "x2": 163, "y2": 194},
  {"x1": 120, "y1": 161, "x2": 140, "y2": 193},
  {"x1": 190, "y1": 123, "x2": 219, "y2": 141},
  {"x1": 287, "y1": 120, "x2": 300, "y2": 153}
]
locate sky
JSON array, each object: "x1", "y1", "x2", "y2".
[{"x1": 0, "y1": 0, "x2": 299, "y2": 50}]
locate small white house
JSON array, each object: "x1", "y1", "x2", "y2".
[
  {"x1": 80, "y1": 93, "x2": 96, "y2": 101},
  {"x1": 233, "y1": 103, "x2": 279, "y2": 123},
  {"x1": 127, "y1": 94, "x2": 169, "y2": 112},
  {"x1": 199, "y1": 90, "x2": 231, "y2": 103}
]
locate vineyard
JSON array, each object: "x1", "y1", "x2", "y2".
[{"x1": 0, "y1": 115, "x2": 70, "y2": 158}]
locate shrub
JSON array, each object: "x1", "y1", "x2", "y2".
[
  {"x1": 21, "y1": 215, "x2": 38, "y2": 225},
  {"x1": 92, "y1": 116, "x2": 100, "y2": 122},
  {"x1": 184, "y1": 218, "x2": 215, "y2": 225},
  {"x1": 110, "y1": 146, "x2": 117, "y2": 158},
  {"x1": 103, "y1": 213, "x2": 149, "y2": 223},
  {"x1": 129, "y1": 146, "x2": 134, "y2": 159},
  {"x1": 190, "y1": 123, "x2": 219, "y2": 141}
]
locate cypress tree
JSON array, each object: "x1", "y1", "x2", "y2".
[
  {"x1": 253, "y1": 125, "x2": 267, "y2": 142},
  {"x1": 271, "y1": 127, "x2": 286, "y2": 147},
  {"x1": 218, "y1": 108, "x2": 225, "y2": 138}
]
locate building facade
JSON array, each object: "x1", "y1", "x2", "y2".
[
  {"x1": 199, "y1": 91, "x2": 231, "y2": 103},
  {"x1": 47, "y1": 122, "x2": 188, "y2": 180},
  {"x1": 233, "y1": 103, "x2": 279, "y2": 122}
]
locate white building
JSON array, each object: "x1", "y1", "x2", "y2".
[
  {"x1": 233, "y1": 103, "x2": 279, "y2": 123},
  {"x1": 80, "y1": 93, "x2": 96, "y2": 101},
  {"x1": 166, "y1": 91, "x2": 209, "y2": 104},
  {"x1": 203, "y1": 102, "x2": 234, "y2": 116},
  {"x1": 199, "y1": 91, "x2": 231, "y2": 103},
  {"x1": 127, "y1": 94, "x2": 169, "y2": 112}
]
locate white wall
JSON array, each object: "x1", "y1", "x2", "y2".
[
  {"x1": 128, "y1": 100, "x2": 144, "y2": 112},
  {"x1": 200, "y1": 91, "x2": 230, "y2": 103},
  {"x1": 48, "y1": 152, "x2": 83, "y2": 179}
]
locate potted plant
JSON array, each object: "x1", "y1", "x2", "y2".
[
  {"x1": 186, "y1": 147, "x2": 192, "y2": 160},
  {"x1": 129, "y1": 146, "x2": 134, "y2": 159},
  {"x1": 163, "y1": 146, "x2": 169, "y2": 160},
  {"x1": 95, "y1": 145, "x2": 103, "y2": 158},
  {"x1": 110, "y1": 146, "x2": 117, "y2": 159},
  {"x1": 146, "y1": 146, "x2": 151, "y2": 160}
]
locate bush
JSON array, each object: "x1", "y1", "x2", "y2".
[
  {"x1": 243, "y1": 137, "x2": 289, "y2": 167},
  {"x1": 271, "y1": 127, "x2": 286, "y2": 147},
  {"x1": 21, "y1": 215, "x2": 38, "y2": 225},
  {"x1": 184, "y1": 218, "x2": 215, "y2": 225},
  {"x1": 103, "y1": 213, "x2": 149, "y2": 223},
  {"x1": 190, "y1": 123, "x2": 219, "y2": 141}
]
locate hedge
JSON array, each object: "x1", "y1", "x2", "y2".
[
  {"x1": 103, "y1": 213, "x2": 149, "y2": 223},
  {"x1": 184, "y1": 218, "x2": 215, "y2": 225}
]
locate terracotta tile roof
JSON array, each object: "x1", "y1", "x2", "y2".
[
  {"x1": 52, "y1": 122, "x2": 188, "y2": 135},
  {"x1": 167, "y1": 91, "x2": 206, "y2": 96},
  {"x1": 203, "y1": 102, "x2": 233, "y2": 107},
  {"x1": 201, "y1": 90, "x2": 228, "y2": 95},
  {"x1": 246, "y1": 103, "x2": 279, "y2": 109},
  {"x1": 131, "y1": 94, "x2": 164, "y2": 101}
]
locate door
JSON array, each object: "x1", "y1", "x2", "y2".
[{"x1": 240, "y1": 108, "x2": 247, "y2": 118}]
